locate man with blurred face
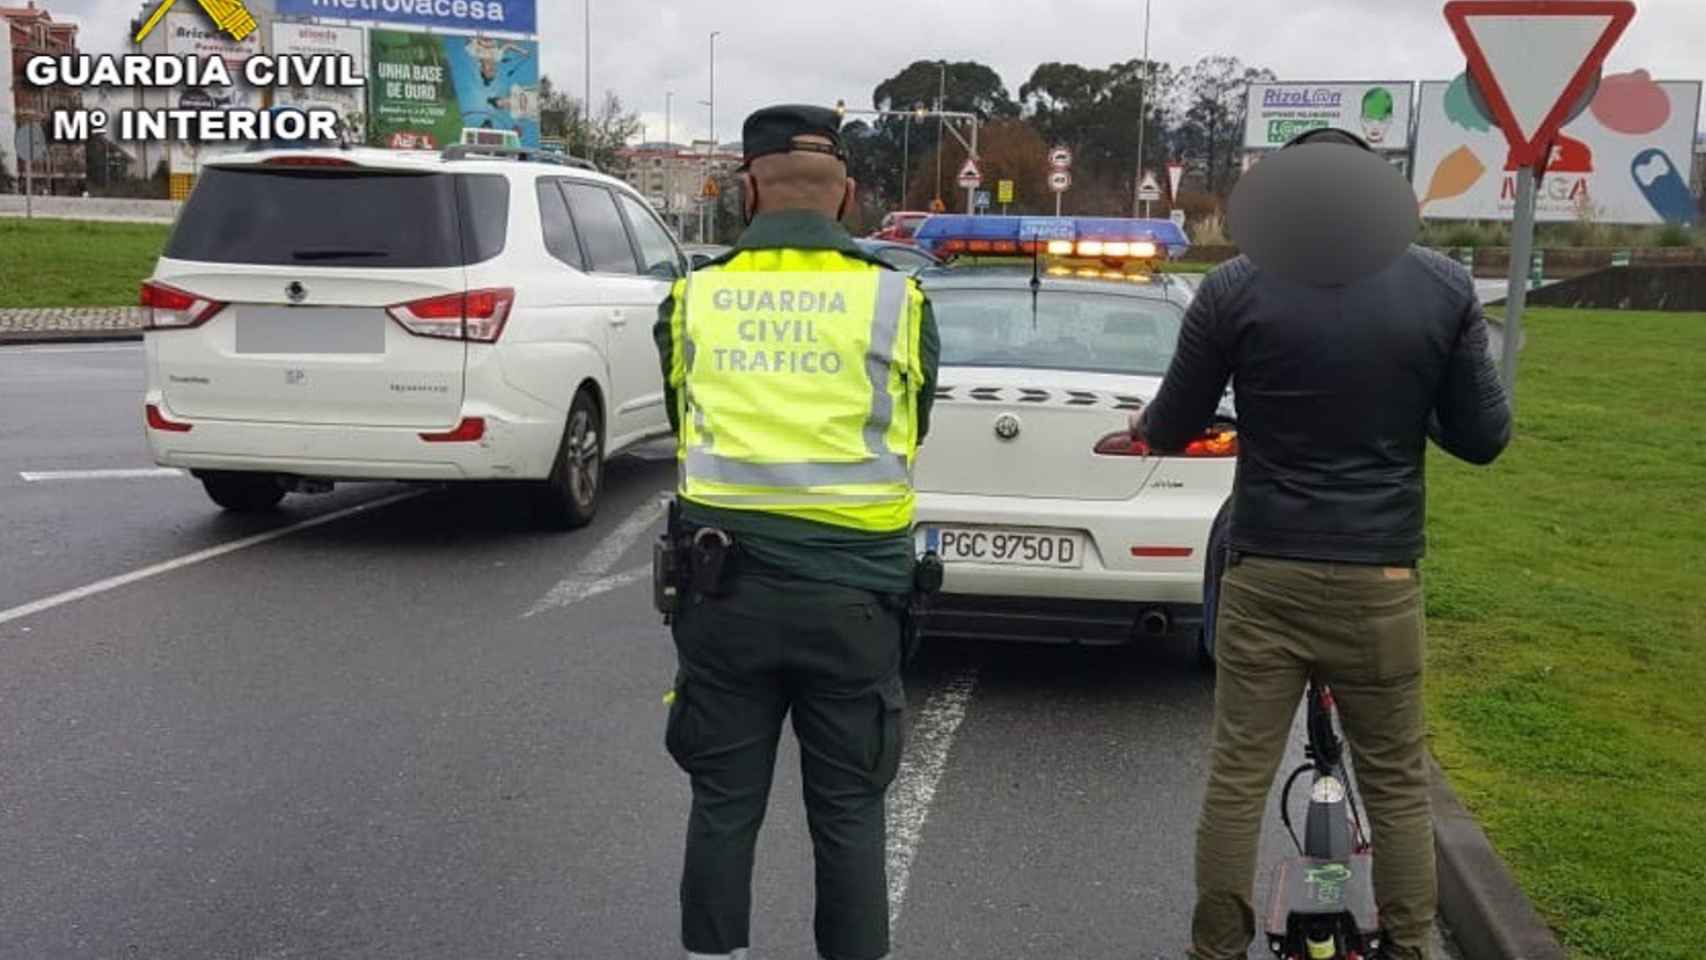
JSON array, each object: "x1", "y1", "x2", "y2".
[{"x1": 1137, "y1": 127, "x2": 1512, "y2": 960}]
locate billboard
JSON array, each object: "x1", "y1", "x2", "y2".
[
  {"x1": 272, "y1": 23, "x2": 368, "y2": 141},
  {"x1": 1244, "y1": 82, "x2": 1413, "y2": 151},
  {"x1": 367, "y1": 30, "x2": 539, "y2": 150},
  {"x1": 1414, "y1": 72, "x2": 1702, "y2": 225},
  {"x1": 163, "y1": 11, "x2": 263, "y2": 174},
  {"x1": 275, "y1": 0, "x2": 537, "y2": 35}
]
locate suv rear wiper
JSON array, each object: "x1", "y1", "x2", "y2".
[{"x1": 290, "y1": 248, "x2": 389, "y2": 261}]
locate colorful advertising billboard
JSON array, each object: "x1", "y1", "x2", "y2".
[
  {"x1": 367, "y1": 29, "x2": 539, "y2": 151},
  {"x1": 276, "y1": 0, "x2": 537, "y2": 35},
  {"x1": 1244, "y1": 82, "x2": 1414, "y2": 151},
  {"x1": 1414, "y1": 72, "x2": 1702, "y2": 225},
  {"x1": 272, "y1": 23, "x2": 368, "y2": 141},
  {"x1": 163, "y1": 11, "x2": 262, "y2": 174}
]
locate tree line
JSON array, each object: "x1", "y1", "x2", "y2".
[{"x1": 843, "y1": 55, "x2": 1276, "y2": 221}]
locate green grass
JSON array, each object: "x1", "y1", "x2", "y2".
[
  {"x1": 0, "y1": 217, "x2": 170, "y2": 309},
  {"x1": 1424, "y1": 308, "x2": 1706, "y2": 960}
]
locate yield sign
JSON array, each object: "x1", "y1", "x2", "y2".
[
  {"x1": 956, "y1": 157, "x2": 982, "y2": 188},
  {"x1": 1443, "y1": 0, "x2": 1635, "y2": 167}
]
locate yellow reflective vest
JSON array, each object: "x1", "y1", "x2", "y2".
[{"x1": 665, "y1": 249, "x2": 928, "y2": 533}]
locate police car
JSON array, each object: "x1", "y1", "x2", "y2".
[{"x1": 910, "y1": 216, "x2": 1231, "y2": 661}]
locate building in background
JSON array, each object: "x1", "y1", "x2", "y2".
[
  {"x1": 0, "y1": 5, "x2": 13, "y2": 184},
  {"x1": 3, "y1": 1, "x2": 87, "y2": 193},
  {"x1": 617, "y1": 139, "x2": 740, "y2": 241}
]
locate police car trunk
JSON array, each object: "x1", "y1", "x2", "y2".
[{"x1": 908, "y1": 217, "x2": 1236, "y2": 647}]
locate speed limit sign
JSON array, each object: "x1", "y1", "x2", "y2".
[{"x1": 1048, "y1": 170, "x2": 1072, "y2": 193}]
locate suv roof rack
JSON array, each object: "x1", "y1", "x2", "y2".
[{"x1": 440, "y1": 144, "x2": 599, "y2": 172}]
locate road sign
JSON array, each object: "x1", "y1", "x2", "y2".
[
  {"x1": 1443, "y1": 0, "x2": 1635, "y2": 168},
  {"x1": 1167, "y1": 162, "x2": 1185, "y2": 201},
  {"x1": 974, "y1": 190, "x2": 992, "y2": 211},
  {"x1": 1049, "y1": 146, "x2": 1073, "y2": 170},
  {"x1": 1138, "y1": 171, "x2": 1162, "y2": 202},
  {"x1": 997, "y1": 179, "x2": 1014, "y2": 204},
  {"x1": 1443, "y1": 0, "x2": 1636, "y2": 402},
  {"x1": 1170, "y1": 209, "x2": 1187, "y2": 229},
  {"x1": 956, "y1": 157, "x2": 982, "y2": 190},
  {"x1": 929, "y1": 197, "x2": 947, "y2": 214},
  {"x1": 702, "y1": 177, "x2": 720, "y2": 199},
  {"x1": 1048, "y1": 170, "x2": 1072, "y2": 193}
]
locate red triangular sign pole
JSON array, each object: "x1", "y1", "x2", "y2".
[{"x1": 1443, "y1": 0, "x2": 1635, "y2": 167}]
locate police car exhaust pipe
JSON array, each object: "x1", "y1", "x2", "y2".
[{"x1": 1138, "y1": 609, "x2": 1171, "y2": 637}]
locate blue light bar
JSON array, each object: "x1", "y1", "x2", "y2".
[{"x1": 913, "y1": 214, "x2": 1191, "y2": 258}]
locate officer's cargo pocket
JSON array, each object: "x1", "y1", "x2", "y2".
[
  {"x1": 664, "y1": 671, "x2": 701, "y2": 772},
  {"x1": 866, "y1": 677, "x2": 907, "y2": 788}
]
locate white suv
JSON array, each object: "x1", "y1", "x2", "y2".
[{"x1": 142, "y1": 146, "x2": 684, "y2": 528}]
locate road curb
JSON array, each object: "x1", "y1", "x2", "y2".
[{"x1": 1430, "y1": 757, "x2": 1566, "y2": 960}]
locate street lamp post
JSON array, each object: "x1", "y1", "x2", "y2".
[
  {"x1": 583, "y1": 0, "x2": 591, "y2": 155},
  {"x1": 665, "y1": 90, "x2": 675, "y2": 234},
  {"x1": 935, "y1": 61, "x2": 946, "y2": 209},
  {"x1": 1134, "y1": 0, "x2": 1153, "y2": 217},
  {"x1": 707, "y1": 30, "x2": 721, "y2": 244}
]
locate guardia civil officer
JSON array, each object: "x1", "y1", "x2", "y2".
[
  {"x1": 652, "y1": 105, "x2": 940, "y2": 960},
  {"x1": 1136, "y1": 128, "x2": 1512, "y2": 960}
]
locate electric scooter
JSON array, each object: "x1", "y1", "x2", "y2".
[{"x1": 1263, "y1": 679, "x2": 1383, "y2": 960}]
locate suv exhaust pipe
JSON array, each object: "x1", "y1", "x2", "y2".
[{"x1": 1137, "y1": 609, "x2": 1171, "y2": 637}]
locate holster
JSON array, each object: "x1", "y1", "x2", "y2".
[
  {"x1": 652, "y1": 500, "x2": 685, "y2": 621},
  {"x1": 900, "y1": 552, "x2": 945, "y2": 664}
]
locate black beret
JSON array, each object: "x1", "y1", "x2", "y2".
[{"x1": 741, "y1": 104, "x2": 847, "y2": 168}]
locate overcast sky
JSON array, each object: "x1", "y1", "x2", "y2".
[{"x1": 45, "y1": 0, "x2": 1706, "y2": 141}]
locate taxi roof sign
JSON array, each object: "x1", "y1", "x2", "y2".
[{"x1": 1443, "y1": 0, "x2": 1635, "y2": 167}]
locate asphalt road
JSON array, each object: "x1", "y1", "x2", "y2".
[{"x1": 1, "y1": 342, "x2": 1454, "y2": 959}]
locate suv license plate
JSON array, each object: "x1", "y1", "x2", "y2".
[{"x1": 920, "y1": 527, "x2": 1085, "y2": 569}]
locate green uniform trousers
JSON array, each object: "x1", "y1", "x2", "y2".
[
  {"x1": 1192, "y1": 554, "x2": 1435, "y2": 960},
  {"x1": 666, "y1": 572, "x2": 906, "y2": 960}
]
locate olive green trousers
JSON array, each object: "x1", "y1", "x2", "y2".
[
  {"x1": 667, "y1": 573, "x2": 906, "y2": 960},
  {"x1": 1191, "y1": 555, "x2": 1435, "y2": 960}
]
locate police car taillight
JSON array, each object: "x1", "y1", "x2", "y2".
[
  {"x1": 1094, "y1": 427, "x2": 1239, "y2": 458},
  {"x1": 140, "y1": 281, "x2": 227, "y2": 330}
]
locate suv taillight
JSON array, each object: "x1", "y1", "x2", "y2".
[
  {"x1": 1095, "y1": 426, "x2": 1239, "y2": 458},
  {"x1": 140, "y1": 281, "x2": 227, "y2": 330},
  {"x1": 386, "y1": 288, "x2": 515, "y2": 343}
]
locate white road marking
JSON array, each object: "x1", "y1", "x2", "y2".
[
  {"x1": 0, "y1": 344, "x2": 143, "y2": 356},
  {"x1": 20, "y1": 468, "x2": 185, "y2": 482},
  {"x1": 533, "y1": 564, "x2": 651, "y2": 609},
  {"x1": 522, "y1": 496, "x2": 668, "y2": 618},
  {"x1": 0, "y1": 491, "x2": 422, "y2": 629},
  {"x1": 886, "y1": 666, "x2": 979, "y2": 933}
]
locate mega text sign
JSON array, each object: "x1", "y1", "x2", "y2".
[{"x1": 1414, "y1": 72, "x2": 1701, "y2": 225}]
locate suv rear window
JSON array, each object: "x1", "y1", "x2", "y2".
[{"x1": 165, "y1": 167, "x2": 510, "y2": 268}]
